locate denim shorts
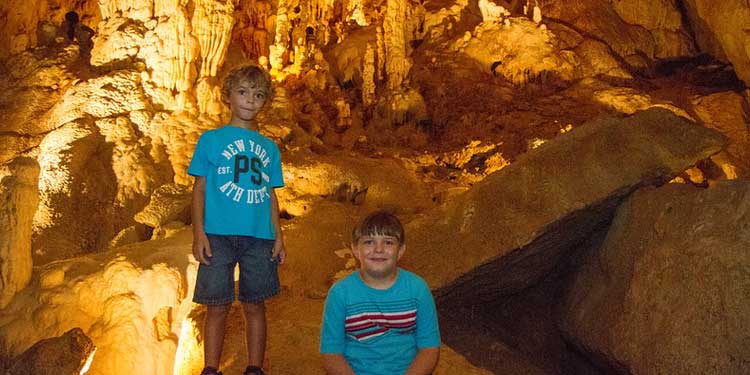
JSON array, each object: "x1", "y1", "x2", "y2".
[{"x1": 193, "y1": 234, "x2": 280, "y2": 305}]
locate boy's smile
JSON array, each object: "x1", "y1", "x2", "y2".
[{"x1": 352, "y1": 234, "x2": 405, "y2": 288}]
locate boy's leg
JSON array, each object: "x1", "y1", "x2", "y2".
[
  {"x1": 237, "y1": 236, "x2": 279, "y2": 371},
  {"x1": 193, "y1": 234, "x2": 238, "y2": 372},
  {"x1": 242, "y1": 301, "x2": 267, "y2": 367},
  {"x1": 205, "y1": 304, "x2": 232, "y2": 369}
]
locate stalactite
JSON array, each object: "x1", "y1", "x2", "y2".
[
  {"x1": 239, "y1": 0, "x2": 272, "y2": 58},
  {"x1": 192, "y1": 0, "x2": 235, "y2": 78},
  {"x1": 383, "y1": 0, "x2": 410, "y2": 90},
  {"x1": 269, "y1": 0, "x2": 293, "y2": 71},
  {"x1": 376, "y1": 25, "x2": 385, "y2": 82},
  {"x1": 362, "y1": 42, "x2": 376, "y2": 105},
  {"x1": 139, "y1": 8, "x2": 199, "y2": 110}
]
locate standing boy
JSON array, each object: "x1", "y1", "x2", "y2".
[
  {"x1": 188, "y1": 64, "x2": 285, "y2": 375},
  {"x1": 320, "y1": 211, "x2": 441, "y2": 374}
]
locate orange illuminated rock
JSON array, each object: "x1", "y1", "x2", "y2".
[
  {"x1": 405, "y1": 108, "x2": 728, "y2": 302},
  {"x1": 5, "y1": 328, "x2": 95, "y2": 375},
  {"x1": 0, "y1": 157, "x2": 39, "y2": 309},
  {"x1": 562, "y1": 180, "x2": 750, "y2": 374}
]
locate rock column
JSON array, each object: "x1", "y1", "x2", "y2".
[{"x1": 0, "y1": 157, "x2": 39, "y2": 309}]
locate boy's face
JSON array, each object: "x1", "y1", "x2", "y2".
[
  {"x1": 228, "y1": 80, "x2": 268, "y2": 123},
  {"x1": 351, "y1": 234, "x2": 405, "y2": 281}
]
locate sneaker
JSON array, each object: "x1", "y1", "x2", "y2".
[
  {"x1": 243, "y1": 365, "x2": 265, "y2": 375},
  {"x1": 200, "y1": 367, "x2": 223, "y2": 375}
]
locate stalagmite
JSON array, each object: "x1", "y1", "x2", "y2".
[{"x1": 0, "y1": 157, "x2": 39, "y2": 309}]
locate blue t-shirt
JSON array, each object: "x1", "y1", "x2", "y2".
[
  {"x1": 320, "y1": 269, "x2": 441, "y2": 375},
  {"x1": 187, "y1": 125, "x2": 284, "y2": 239}
]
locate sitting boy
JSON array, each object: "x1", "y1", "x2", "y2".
[{"x1": 320, "y1": 210, "x2": 440, "y2": 374}]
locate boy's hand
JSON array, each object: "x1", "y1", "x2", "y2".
[
  {"x1": 272, "y1": 238, "x2": 286, "y2": 264},
  {"x1": 193, "y1": 232, "x2": 212, "y2": 265}
]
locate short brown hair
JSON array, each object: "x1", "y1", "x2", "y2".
[
  {"x1": 352, "y1": 210, "x2": 405, "y2": 245},
  {"x1": 221, "y1": 64, "x2": 274, "y2": 104}
]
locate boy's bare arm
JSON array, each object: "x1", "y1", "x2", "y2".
[
  {"x1": 192, "y1": 176, "x2": 211, "y2": 265},
  {"x1": 321, "y1": 353, "x2": 355, "y2": 375},
  {"x1": 404, "y1": 347, "x2": 440, "y2": 375},
  {"x1": 269, "y1": 188, "x2": 286, "y2": 263}
]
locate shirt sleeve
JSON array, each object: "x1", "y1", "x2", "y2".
[
  {"x1": 415, "y1": 279, "x2": 441, "y2": 349},
  {"x1": 320, "y1": 284, "x2": 346, "y2": 354},
  {"x1": 188, "y1": 133, "x2": 209, "y2": 177},
  {"x1": 270, "y1": 142, "x2": 284, "y2": 188}
]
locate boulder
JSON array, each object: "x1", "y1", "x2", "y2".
[
  {"x1": 0, "y1": 157, "x2": 39, "y2": 309},
  {"x1": 404, "y1": 108, "x2": 727, "y2": 303},
  {"x1": 5, "y1": 328, "x2": 95, "y2": 375},
  {"x1": 562, "y1": 180, "x2": 750, "y2": 374}
]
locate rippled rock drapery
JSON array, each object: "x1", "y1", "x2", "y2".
[
  {"x1": 562, "y1": 180, "x2": 750, "y2": 374},
  {"x1": 405, "y1": 108, "x2": 727, "y2": 302}
]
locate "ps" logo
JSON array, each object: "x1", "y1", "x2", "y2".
[{"x1": 234, "y1": 155, "x2": 262, "y2": 185}]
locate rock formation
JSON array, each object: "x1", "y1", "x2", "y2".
[
  {"x1": 407, "y1": 108, "x2": 727, "y2": 302},
  {"x1": 4, "y1": 328, "x2": 95, "y2": 375},
  {"x1": 0, "y1": 157, "x2": 39, "y2": 309},
  {"x1": 562, "y1": 180, "x2": 750, "y2": 374},
  {"x1": 0, "y1": 0, "x2": 749, "y2": 373}
]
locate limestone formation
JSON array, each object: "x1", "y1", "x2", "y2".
[
  {"x1": 4, "y1": 328, "x2": 95, "y2": 375},
  {"x1": 0, "y1": 157, "x2": 39, "y2": 309},
  {"x1": 683, "y1": 0, "x2": 750, "y2": 85},
  {"x1": 0, "y1": 230, "x2": 196, "y2": 375},
  {"x1": 537, "y1": 0, "x2": 695, "y2": 69},
  {"x1": 383, "y1": 0, "x2": 416, "y2": 90},
  {"x1": 455, "y1": 18, "x2": 579, "y2": 85},
  {"x1": 562, "y1": 180, "x2": 750, "y2": 374},
  {"x1": 40, "y1": 70, "x2": 150, "y2": 132},
  {"x1": 0, "y1": 49, "x2": 79, "y2": 164},
  {"x1": 95, "y1": 115, "x2": 171, "y2": 225},
  {"x1": 406, "y1": 108, "x2": 727, "y2": 302},
  {"x1": 692, "y1": 91, "x2": 750, "y2": 177},
  {"x1": 32, "y1": 120, "x2": 117, "y2": 265},
  {"x1": 1, "y1": 0, "x2": 750, "y2": 373},
  {"x1": 138, "y1": 10, "x2": 199, "y2": 109},
  {"x1": 192, "y1": 0, "x2": 234, "y2": 78},
  {"x1": 90, "y1": 17, "x2": 147, "y2": 67},
  {"x1": 134, "y1": 183, "x2": 192, "y2": 229},
  {"x1": 279, "y1": 152, "x2": 432, "y2": 219},
  {"x1": 326, "y1": 25, "x2": 377, "y2": 89}
]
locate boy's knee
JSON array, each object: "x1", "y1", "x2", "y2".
[
  {"x1": 206, "y1": 303, "x2": 232, "y2": 316},
  {"x1": 242, "y1": 301, "x2": 265, "y2": 315}
]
